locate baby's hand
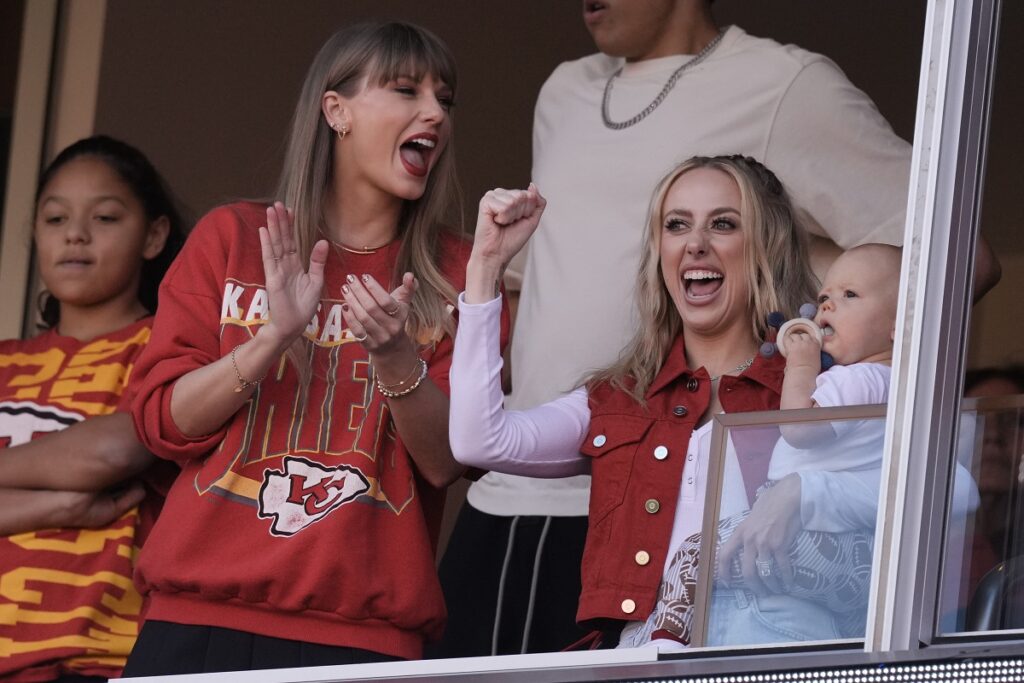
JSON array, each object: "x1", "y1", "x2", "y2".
[{"x1": 784, "y1": 331, "x2": 822, "y2": 373}]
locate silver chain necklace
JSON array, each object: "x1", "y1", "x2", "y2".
[
  {"x1": 601, "y1": 28, "x2": 727, "y2": 130},
  {"x1": 709, "y1": 356, "x2": 754, "y2": 382}
]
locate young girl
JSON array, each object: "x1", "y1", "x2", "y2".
[
  {"x1": 124, "y1": 21, "x2": 506, "y2": 675},
  {"x1": 0, "y1": 135, "x2": 183, "y2": 682}
]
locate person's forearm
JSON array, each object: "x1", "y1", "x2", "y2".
[
  {"x1": 371, "y1": 340, "x2": 462, "y2": 488},
  {"x1": 0, "y1": 484, "x2": 145, "y2": 535},
  {"x1": 0, "y1": 413, "x2": 152, "y2": 491},
  {"x1": 779, "y1": 362, "x2": 835, "y2": 448},
  {"x1": 0, "y1": 488, "x2": 86, "y2": 535},
  {"x1": 169, "y1": 327, "x2": 290, "y2": 437},
  {"x1": 465, "y1": 256, "x2": 503, "y2": 304},
  {"x1": 385, "y1": 379, "x2": 462, "y2": 488},
  {"x1": 798, "y1": 469, "x2": 879, "y2": 532},
  {"x1": 780, "y1": 364, "x2": 817, "y2": 411}
]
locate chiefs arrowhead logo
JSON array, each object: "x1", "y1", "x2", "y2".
[{"x1": 258, "y1": 456, "x2": 370, "y2": 536}]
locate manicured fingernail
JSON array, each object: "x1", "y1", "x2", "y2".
[
  {"x1": 346, "y1": 274, "x2": 356, "y2": 283},
  {"x1": 342, "y1": 284, "x2": 350, "y2": 294},
  {"x1": 361, "y1": 274, "x2": 370, "y2": 283}
]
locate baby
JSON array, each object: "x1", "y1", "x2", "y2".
[{"x1": 631, "y1": 244, "x2": 902, "y2": 647}]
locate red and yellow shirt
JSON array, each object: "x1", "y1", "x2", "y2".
[{"x1": 0, "y1": 318, "x2": 153, "y2": 682}]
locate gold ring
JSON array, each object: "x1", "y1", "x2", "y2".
[
  {"x1": 385, "y1": 305, "x2": 400, "y2": 316},
  {"x1": 353, "y1": 332, "x2": 368, "y2": 342}
]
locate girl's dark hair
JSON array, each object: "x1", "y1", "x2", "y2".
[{"x1": 34, "y1": 135, "x2": 186, "y2": 328}]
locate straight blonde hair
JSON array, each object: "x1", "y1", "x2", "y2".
[
  {"x1": 590, "y1": 155, "x2": 818, "y2": 401},
  {"x1": 275, "y1": 21, "x2": 462, "y2": 369}
]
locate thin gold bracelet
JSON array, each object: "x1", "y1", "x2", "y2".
[
  {"x1": 376, "y1": 358, "x2": 428, "y2": 398},
  {"x1": 230, "y1": 344, "x2": 266, "y2": 393},
  {"x1": 377, "y1": 357, "x2": 425, "y2": 391}
]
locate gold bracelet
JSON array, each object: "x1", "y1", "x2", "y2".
[
  {"x1": 376, "y1": 358, "x2": 428, "y2": 398},
  {"x1": 230, "y1": 344, "x2": 266, "y2": 393},
  {"x1": 377, "y1": 357, "x2": 425, "y2": 391}
]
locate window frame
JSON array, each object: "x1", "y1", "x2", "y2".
[{"x1": 869, "y1": 0, "x2": 1002, "y2": 652}]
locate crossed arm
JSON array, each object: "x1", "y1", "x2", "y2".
[{"x1": 0, "y1": 412, "x2": 152, "y2": 535}]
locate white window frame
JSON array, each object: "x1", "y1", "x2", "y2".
[{"x1": 869, "y1": 0, "x2": 1002, "y2": 652}]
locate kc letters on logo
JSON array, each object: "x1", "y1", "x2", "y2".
[{"x1": 258, "y1": 456, "x2": 371, "y2": 536}]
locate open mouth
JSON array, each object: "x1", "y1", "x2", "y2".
[
  {"x1": 683, "y1": 269, "x2": 723, "y2": 300},
  {"x1": 399, "y1": 133, "x2": 438, "y2": 178}
]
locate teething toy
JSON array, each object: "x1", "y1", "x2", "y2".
[{"x1": 760, "y1": 303, "x2": 835, "y2": 370}]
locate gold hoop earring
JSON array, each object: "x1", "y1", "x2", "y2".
[{"x1": 336, "y1": 125, "x2": 348, "y2": 142}]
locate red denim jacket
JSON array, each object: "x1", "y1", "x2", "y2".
[{"x1": 578, "y1": 334, "x2": 785, "y2": 629}]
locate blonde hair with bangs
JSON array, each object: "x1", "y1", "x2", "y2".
[
  {"x1": 276, "y1": 21, "x2": 462, "y2": 376},
  {"x1": 590, "y1": 155, "x2": 818, "y2": 401}
]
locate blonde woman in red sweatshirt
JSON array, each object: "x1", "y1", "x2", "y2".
[{"x1": 124, "y1": 21, "x2": 507, "y2": 675}]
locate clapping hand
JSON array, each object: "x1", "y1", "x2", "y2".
[
  {"x1": 258, "y1": 202, "x2": 329, "y2": 348},
  {"x1": 341, "y1": 271, "x2": 418, "y2": 356}
]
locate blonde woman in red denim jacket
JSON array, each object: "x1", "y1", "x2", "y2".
[{"x1": 448, "y1": 155, "x2": 860, "y2": 649}]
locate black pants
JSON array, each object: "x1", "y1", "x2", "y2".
[
  {"x1": 428, "y1": 504, "x2": 590, "y2": 657},
  {"x1": 122, "y1": 621, "x2": 400, "y2": 677}
]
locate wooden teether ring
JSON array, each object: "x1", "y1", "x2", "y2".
[{"x1": 775, "y1": 318, "x2": 823, "y2": 358}]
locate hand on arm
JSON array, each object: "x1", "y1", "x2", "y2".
[
  {"x1": 779, "y1": 331, "x2": 836, "y2": 448},
  {"x1": 0, "y1": 413, "x2": 151, "y2": 491},
  {"x1": 169, "y1": 203, "x2": 329, "y2": 437},
  {"x1": 718, "y1": 473, "x2": 803, "y2": 595},
  {"x1": 466, "y1": 184, "x2": 546, "y2": 304},
  {"x1": 0, "y1": 483, "x2": 145, "y2": 536}
]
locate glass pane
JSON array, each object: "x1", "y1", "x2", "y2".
[
  {"x1": 700, "y1": 407, "x2": 885, "y2": 647},
  {"x1": 945, "y1": 0, "x2": 1024, "y2": 638},
  {"x1": 938, "y1": 395, "x2": 1024, "y2": 634}
]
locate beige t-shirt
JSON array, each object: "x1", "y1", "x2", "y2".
[{"x1": 468, "y1": 25, "x2": 911, "y2": 517}]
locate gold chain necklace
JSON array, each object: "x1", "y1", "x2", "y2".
[
  {"x1": 334, "y1": 242, "x2": 387, "y2": 255},
  {"x1": 322, "y1": 230, "x2": 394, "y2": 255}
]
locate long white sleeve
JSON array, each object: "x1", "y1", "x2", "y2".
[
  {"x1": 798, "y1": 468, "x2": 880, "y2": 532},
  {"x1": 798, "y1": 462, "x2": 978, "y2": 534},
  {"x1": 450, "y1": 294, "x2": 591, "y2": 478}
]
